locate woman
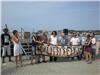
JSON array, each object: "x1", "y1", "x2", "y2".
[
  {"x1": 84, "y1": 34, "x2": 92, "y2": 64},
  {"x1": 12, "y1": 30, "x2": 23, "y2": 67},
  {"x1": 49, "y1": 31, "x2": 58, "y2": 62}
]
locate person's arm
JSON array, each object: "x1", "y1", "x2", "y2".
[
  {"x1": 88, "y1": 40, "x2": 92, "y2": 46},
  {"x1": 41, "y1": 36, "x2": 44, "y2": 43},
  {"x1": 85, "y1": 40, "x2": 91, "y2": 46},
  {"x1": 47, "y1": 37, "x2": 51, "y2": 45},
  {"x1": 35, "y1": 40, "x2": 40, "y2": 43},
  {"x1": 32, "y1": 36, "x2": 36, "y2": 42},
  {"x1": 1, "y1": 34, "x2": 3, "y2": 46},
  {"x1": 57, "y1": 39, "x2": 60, "y2": 45},
  {"x1": 12, "y1": 36, "x2": 19, "y2": 43},
  {"x1": 70, "y1": 38, "x2": 72, "y2": 45},
  {"x1": 41, "y1": 40, "x2": 44, "y2": 43},
  {"x1": 35, "y1": 39, "x2": 42, "y2": 44},
  {"x1": 8, "y1": 34, "x2": 12, "y2": 43}
]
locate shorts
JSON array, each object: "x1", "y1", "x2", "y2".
[
  {"x1": 85, "y1": 47, "x2": 92, "y2": 53},
  {"x1": 2, "y1": 45, "x2": 11, "y2": 56},
  {"x1": 92, "y1": 45, "x2": 96, "y2": 55},
  {"x1": 31, "y1": 46, "x2": 36, "y2": 56}
]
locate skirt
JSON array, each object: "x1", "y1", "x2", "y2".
[{"x1": 85, "y1": 47, "x2": 92, "y2": 53}]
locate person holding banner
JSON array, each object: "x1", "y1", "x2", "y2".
[
  {"x1": 70, "y1": 33, "x2": 80, "y2": 46},
  {"x1": 49, "y1": 31, "x2": 58, "y2": 62},
  {"x1": 70, "y1": 33, "x2": 81, "y2": 60},
  {"x1": 35, "y1": 32, "x2": 44, "y2": 63}
]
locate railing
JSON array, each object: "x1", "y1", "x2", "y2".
[{"x1": 20, "y1": 28, "x2": 31, "y2": 59}]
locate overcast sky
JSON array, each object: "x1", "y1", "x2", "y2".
[{"x1": 1, "y1": 1, "x2": 100, "y2": 32}]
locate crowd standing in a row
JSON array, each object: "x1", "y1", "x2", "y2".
[{"x1": 1, "y1": 28, "x2": 97, "y2": 67}]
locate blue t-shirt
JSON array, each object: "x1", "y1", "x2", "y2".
[{"x1": 58, "y1": 35, "x2": 68, "y2": 46}]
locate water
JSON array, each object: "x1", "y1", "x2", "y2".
[{"x1": 95, "y1": 35, "x2": 100, "y2": 40}]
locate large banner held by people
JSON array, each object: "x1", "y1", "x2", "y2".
[{"x1": 36, "y1": 43, "x2": 82, "y2": 57}]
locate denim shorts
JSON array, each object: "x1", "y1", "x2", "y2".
[{"x1": 31, "y1": 46, "x2": 36, "y2": 56}]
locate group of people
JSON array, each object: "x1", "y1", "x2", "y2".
[
  {"x1": 1, "y1": 28, "x2": 97, "y2": 68},
  {"x1": 1, "y1": 29, "x2": 23, "y2": 67},
  {"x1": 69, "y1": 32, "x2": 96, "y2": 64},
  {"x1": 22, "y1": 30, "x2": 97, "y2": 64}
]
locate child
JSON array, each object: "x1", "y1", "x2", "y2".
[{"x1": 12, "y1": 30, "x2": 23, "y2": 67}]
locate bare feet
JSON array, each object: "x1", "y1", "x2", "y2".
[
  {"x1": 30, "y1": 62, "x2": 35, "y2": 65},
  {"x1": 16, "y1": 64, "x2": 20, "y2": 68},
  {"x1": 21, "y1": 64, "x2": 23, "y2": 67}
]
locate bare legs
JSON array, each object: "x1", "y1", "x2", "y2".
[
  {"x1": 85, "y1": 51, "x2": 92, "y2": 64},
  {"x1": 15, "y1": 54, "x2": 23, "y2": 67}
]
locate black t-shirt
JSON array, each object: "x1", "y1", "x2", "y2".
[{"x1": 1, "y1": 33, "x2": 11, "y2": 45}]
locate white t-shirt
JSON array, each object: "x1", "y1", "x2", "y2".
[
  {"x1": 50, "y1": 35, "x2": 57, "y2": 45},
  {"x1": 91, "y1": 37, "x2": 96, "y2": 45},
  {"x1": 70, "y1": 37, "x2": 80, "y2": 45},
  {"x1": 81, "y1": 37, "x2": 86, "y2": 45}
]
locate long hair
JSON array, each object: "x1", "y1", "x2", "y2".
[
  {"x1": 13, "y1": 30, "x2": 18, "y2": 35},
  {"x1": 51, "y1": 31, "x2": 57, "y2": 36}
]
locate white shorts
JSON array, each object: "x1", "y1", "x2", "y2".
[{"x1": 2, "y1": 45, "x2": 11, "y2": 56}]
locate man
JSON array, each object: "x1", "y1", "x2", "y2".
[
  {"x1": 81, "y1": 33, "x2": 86, "y2": 59},
  {"x1": 70, "y1": 33, "x2": 81, "y2": 60},
  {"x1": 31, "y1": 33, "x2": 37, "y2": 64},
  {"x1": 1, "y1": 28, "x2": 12, "y2": 63},
  {"x1": 70, "y1": 33, "x2": 80, "y2": 46},
  {"x1": 35, "y1": 31, "x2": 46, "y2": 63}
]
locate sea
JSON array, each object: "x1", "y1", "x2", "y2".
[{"x1": 95, "y1": 35, "x2": 100, "y2": 40}]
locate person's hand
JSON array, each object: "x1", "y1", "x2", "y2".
[
  {"x1": 41, "y1": 41, "x2": 43, "y2": 43},
  {"x1": 39, "y1": 41, "x2": 43, "y2": 44},
  {"x1": 47, "y1": 42, "x2": 50, "y2": 46}
]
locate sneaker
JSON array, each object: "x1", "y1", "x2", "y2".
[
  {"x1": 9, "y1": 60, "x2": 14, "y2": 62},
  {"x1": 42, "y1": 60, "x2": 47, "y2": 63}
]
